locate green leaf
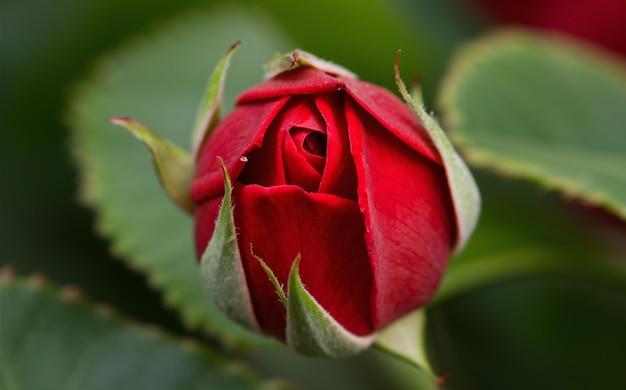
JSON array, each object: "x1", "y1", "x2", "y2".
[
  {"x1": 395, "y1": 52, "x2": 481, "y2": 252},
  {"x1": 200, "y1": 159, "x2": 259, "y2": 332},
  {"x1": 431, "y1": 171, "x2": 626, "y2": 306},
  {"x1": 0, "y1": 275, "x2": 281, "y2": 390},
  {"x1": 191, "y1": 41, "x2": 240, "y2": 157},
  {"x1": 425, "y1": 172, "x2": 626, "y2": 387},
  {"x1": 109, "y1": 117, "x2": 195, "y2": 214},
  {"x1": 69, "y1": 8, "x2": 293, "y2": 348},
  {"x1": 286, "y1": 256, "x2": 376, "y2": 357},
  {"x1": 439, "y1": 29, "x2": 626, "y2": 220},
  {"x1": 428, "y1": 276, "x2": 626, "y2": 389}
]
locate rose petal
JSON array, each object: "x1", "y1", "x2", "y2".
[
  {"x1": 345, "y1": 97, "x2": 456, "y2": 328},
  {"x1": 238, "y1": 96, "x2": 326, "y2": 191},
  {"x1": 237, "y1": 67, "x2": 346, "y2": 103},
  {"x1": 190, "y1": 96, "x2": 290, "y2": 203},
  {"x1": 277, "y1": 96, "x2": 327, "y2": 191},
  {"x1": 233, "y1": 184, "x2": 374, "y2": 339},
  {"x1": 344, "y1": 79, "x2": 441, "y2": 165},
  {"x1": 194, "y1": 196, "x2": 224, "y2": 258},
  {"x1": 283, "y1": 132, "x2": 323, "y2": 192},
  {"x1": 277, "y1": 95, "x2": 327, "y2": 132},
  {"x1": 237, "y1": 113, "x2": 288, "y2": 188},
  {"x1": 314, "y1": 92, "x2": 359, "y2": 200},
  {"x1": 289, "y1": 128, "x2": 326, "y2": 173}
]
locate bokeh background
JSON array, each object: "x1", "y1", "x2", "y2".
[{"x1": 2, "y1": 0, "x2": 625, "y2": 389}]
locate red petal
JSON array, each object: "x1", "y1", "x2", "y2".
[
  {"x1": 278, "y1": 96, "x2": 326, "y2": 192},
  {"x1": 288, "y1": 128, "x2": 326, "y2": 173},
  {"x1": 282, "y1": 132, "x2": 323, "y2": 192},
  {"x1": 237, "y1": 67, "x2": 346, "y2": 104},
  {"x1": 314, "y1": 92, "x2": 359, "y2": 200},
  {"x1": 194, "y1": 196, "x2": 224, "y2": 259},
  {"x1": 344, "y1": 79, "x2": 441, "y2": 165},
  {"x1": 237, "y1": 110, "x2": 288, "y2": 188},
  {"x1": 191, "y1": 96, "x2": 290, "y2": 203},
  {"x1": 238, "y1": 96, "x2": 326, "y2": 192},
  {"x1": 233, "y1": 184, "x2": 374, "y2": 340},
  {"x1": 345, "y1": 97, "x2": 456, "y2": 328},
  {"x1": 276, "y1": 95, "x2": 327, "y2": 131}
]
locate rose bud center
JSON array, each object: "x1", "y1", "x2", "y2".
[
  {"x1": 289, "y1": 127, "x2": 326, "y2": 174},
  {"x1": 303, "y1": 131, "x2": 326, "y2": 156},
  {"x1": 239, "y1": 95, "x2": 356, "y2": 196}
]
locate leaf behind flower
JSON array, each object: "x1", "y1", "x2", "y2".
[
  {"x1": 439, "y1": 29, "x2": 626, "y2": 220},
  {"x1": 69, "y1": 7, "x2": 294, "y2": 348}
]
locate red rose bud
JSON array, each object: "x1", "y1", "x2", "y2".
[{"x1": 191, "y1": 50, "x2": 480, "y2": 357}]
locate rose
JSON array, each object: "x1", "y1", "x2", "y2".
[
  {"x1": 112, "y1": 48, "x2": 479, "y2": 357},
  {"x1": 186, "y1": 51, "x2": 479, "y2": 356},
  {"x1": 192, "y1": 63, "x2": 451, "y2": 337},
  {"x1": 468, "y1": 0, "x2": 626, "y2": 56}
]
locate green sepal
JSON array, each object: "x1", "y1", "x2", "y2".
[
  {"x1": 200, "y1": 158, "x2": 260, "y2": 332},
  {"x1": 375, "y1": 309, "x2": 436, "y2": 379},
  {"x1": 191, "y1": 41, "x2": 240, "y2": 157},
  {"x1": 108, "y1": 117, "x2": 195, "y2": 214},
  {"x1": 394, "y1": 52, "x2": 481, "y2": 253},
  {"x1": 285, "y1": 256, "x2": 376, "y2": 357},
  {"x1": 264, "y1": 49, "x2": 357, "y2": 80},
  {"x1": 250, "y1": 246, "x2": 288, "y2": 309}
]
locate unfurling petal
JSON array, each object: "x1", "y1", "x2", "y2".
[
  {"x1": 233, "y1": 184, "x2": 374, "y2": 339},
  {"x1": 237, "y1": 67, "x2": 346, "y2": 104},
  {"x1": 345, "y1": 97, "x2": 456, "y2": 328},
  {"x1": 345, "y1": 79, "x2": 441, "y2": 165},
  {"x1": 191, "y1": 97, "x2": 289, "y2": 202},
  {"x1": 314, "y1": 93, "x2": 359, "y2": 200}
]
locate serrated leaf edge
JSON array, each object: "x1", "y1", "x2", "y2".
[
  {"x1": 65, "y1": 13, "x2": 265, "y2": 347},
  {"x1": 0, "y1": 274, "x2": 271, "y2": 385},
  {"x1": 436, "y1": 28, "x2": 626, "y2": 221}
]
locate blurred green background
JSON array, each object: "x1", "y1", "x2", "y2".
[{"x1": 2, "y1": 0, "x2": 625, "y2": 389}]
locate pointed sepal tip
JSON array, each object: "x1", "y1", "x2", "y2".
[
  {"x1": 200, "y1": 157, "x2": 260, "y2": 332},
  {"x1": 108, "y1": 116, "x2": 195, "y2": 214},
  {"x1": 250, "y1": 245, "x2": 287, "y2": 309},
  {"x1": 286, "y1": 255, "x2": 376, "y2": 357},
  {"x1": 191, "y1": 41, "x2": 241, "y2": 158},
  {"x1": 394, "y1": 51, "x2": 481, "y2": 253}
]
